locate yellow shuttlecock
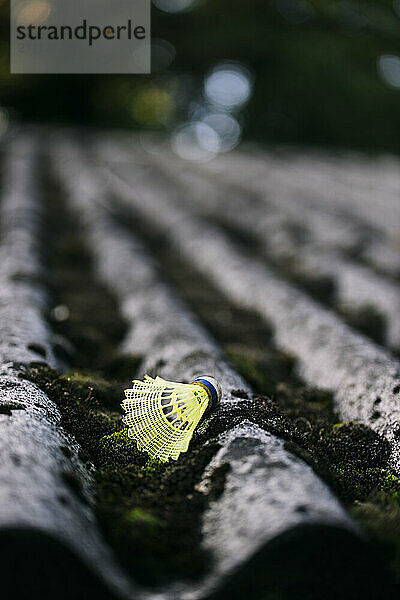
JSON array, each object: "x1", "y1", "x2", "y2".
[{"x1": 122, "y1": 375, "x2": 221, "y2": 462}]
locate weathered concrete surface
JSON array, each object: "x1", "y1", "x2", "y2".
[
  {"x1": 193, "y1": 146, "x2": 400, "y2": 279},
  {"x1": 141, "y1": 148, "x2": 400, "y2": 353},
  {"x1": 97, "y1": 134, "x2": 400, "y2": 279},
  {"x1": 50, "y1": 139, "x2": 381, "y2": 599},
  {"x1": 99, "y1": 151, "x2": 400, "y2": 475},
  {"x1": 0, "y1": 136, "x2": 137, "y2": 600},
  {"x1": 0, "y1": 375, "x2": 132, "y2": 599},
  {"x1": 195, "y1": 421, "x2": 350, "y2": 576},
  {"x1": 0, "y1": 136, "x2": 56, "y2": 369},
  {"x1": 259, "y1": 149, "x2": 400, "y2": 238},
  {"x1": 202, "y1": 146, "x2": 400, "y2": 242}
]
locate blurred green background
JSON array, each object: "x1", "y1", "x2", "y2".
[{"x1": 1, "y1": 0, "x2": 400, "y2": 153}]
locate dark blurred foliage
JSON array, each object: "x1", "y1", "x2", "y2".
[{"x1": 1, "y1": 0, "x2": 400, "y2": 152}]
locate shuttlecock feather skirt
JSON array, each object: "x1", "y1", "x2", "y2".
[{"x1": 122, "y1": 375, "x2": 214, "y2": 462}]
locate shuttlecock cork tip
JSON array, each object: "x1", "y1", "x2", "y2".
[{"x1": 192, "y1": 375, "x2": 221, "y2": 410}]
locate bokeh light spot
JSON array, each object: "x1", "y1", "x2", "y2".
[
  {"x1": 378, "y1": 54, "x2": 400, "y2": 89},
  {"x1": 204, "y1": 63, "x2": 253, "y2": 110},
  {"x1": 17, "y1": 1, "x2": 51, "y2": 27},
  {"x1": 153, "y1": 0, "x2": 200, "y2": 14},
  {"x1": 172, "y1": 122, "x2": 219, "y2": 161},
  {"x1": 201, "y1": 112, "x2": 241, "y2": 152},
  {"x1": 132, "y1": 86, "x2": 175, "y2": 126},
  {"x1": 151, "y1": 38, "x2": 176, "y2": 72}
]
